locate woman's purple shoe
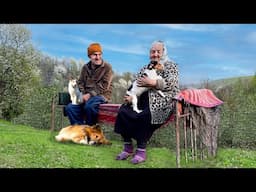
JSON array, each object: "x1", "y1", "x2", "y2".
[
  {"x1": 131, "y1": 148, "x2": 146, "y2": 164},
  {"x1": 116, "y1": 143, "x2": 133, "y2": 160},
  {"x1": 116, "y1": 151, "x2": 133, "y2": 160}
]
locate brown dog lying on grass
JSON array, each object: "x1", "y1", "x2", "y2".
[{"x1": 55, "y1": 124, "x2": 111, "y2": 145}]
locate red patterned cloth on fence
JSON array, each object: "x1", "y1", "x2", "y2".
[
  {"x1": 98, "y1": 104, "x2": 121, "y2": 125},
  {"x1": 176, "y1": 88, "x2": 223, "y2": 108}
]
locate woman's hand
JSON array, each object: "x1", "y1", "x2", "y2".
[
  {"x1": 137, "y1": 76, "x2": 157, "y2": 88},
  {"x1": 123, "y1": 95, "x2": 133, "y2": 104}
]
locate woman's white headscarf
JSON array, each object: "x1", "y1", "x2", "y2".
[{"x1": 150, "y1": 40, "x2": 172, "y2": 65}]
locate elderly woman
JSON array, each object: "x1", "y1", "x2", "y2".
[{"x1": 114, "y1": 40, "x2": 180, "y2": 164}]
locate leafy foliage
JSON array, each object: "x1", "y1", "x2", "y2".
[
  {"x1": 112, "y1": 72, "x2": 133, "y2": 103},
  {"x1": 0, "y1": 24, "x2": 40, "y2": 120},
  {"x1": 216, "y1": 75, "x2": 256, "y2": 148},
  {"x1": 12, "y1": 86, "x2": 58, "y2": 129}
]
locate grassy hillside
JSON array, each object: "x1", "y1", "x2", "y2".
[
  {"x1": 181, "y1": 75, "x2": 254, "y2": 90},
  {"x1": 210, "y1": 75, "x2": 254, "y2": 89},
  {"x1": 1, "y1": 119, "x2": 256, "y2": 168}
]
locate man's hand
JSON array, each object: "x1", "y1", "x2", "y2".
[{"x1": 82, "y1": 93, "x2": 91, "y2": 102}]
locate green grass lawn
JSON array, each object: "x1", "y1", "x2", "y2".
[{"x1": 1, "y1": 119, "x2": 256, "y2": 168}]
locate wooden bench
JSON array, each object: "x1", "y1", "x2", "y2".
[
  {"x1": 50, "y1": 92, "x2": 177, "y2": 129},
  {"x1": 50, "y1": 93, "x2": 122, "y2": 131}
]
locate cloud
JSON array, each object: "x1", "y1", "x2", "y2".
[
  {"x1": 62, "y1": 35, "x2": 92, "y2": 45},
  {"x1": 156, "y1": 24, "x2": 239, "y2": 32},
  {"x1": 156, "y1": 24, "x2": 214, "y2": 32},
  {"x1": 165, "y1": 39, "x2": 185, "y2": 48},
  {"x1": 49, "y1": 32, "x2": 148, "y2": 56},
  {"x1": 103, "y1": 43, "x2": 147, "y2": 55},
  {"x1": 219, "y1": 65, "x2": 253, "y2": 76},
  {"x1": 245, "y1": 31, "x2": 256, "y2": 43}
]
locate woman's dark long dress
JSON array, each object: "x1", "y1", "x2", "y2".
[{"x1": 114, "y1": 91, "x2": 162, "y2": 147}]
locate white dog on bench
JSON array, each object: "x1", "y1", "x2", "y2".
[
  {"x1": 68, "y1": 78, "x2": 83, "y2": 105},
  {"x1": 126, "y1": 61, "x2": 165, "y2": 113}
]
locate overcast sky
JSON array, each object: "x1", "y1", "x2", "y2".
[{"x1": 26, "y1": 24, "x2": 256, "y2": 85}]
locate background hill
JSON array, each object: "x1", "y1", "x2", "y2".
[{"x1": 210, "y1": 75, "x2": 254, "y2": 91}]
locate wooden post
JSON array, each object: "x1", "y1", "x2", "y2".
[
  {"x1": 184, "y1": 115, "x2": 188, "y2": 163},
  {"x1": 50, "y1": 96, "x2": 56, "y2": 131},
  {"x1": 175, "y1": 101, "x2": 181, "y2": 168},
  {"x1": 194, "y1": 128, "x2": 197, "y2": 160},
  {"x1": 190, "y1": 122, "x2": 195, "y2": 161}
]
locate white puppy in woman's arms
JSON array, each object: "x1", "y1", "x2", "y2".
[{"x1": 126, "y1": 61, "x2": 165, "y2": 113}]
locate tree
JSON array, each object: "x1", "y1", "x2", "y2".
[
  {"x1": 37, "y1": 54, "x2": 55, "y2": 86},
  {"x1": 0, "y1": 24, "x2": 40, "y2": 120}
]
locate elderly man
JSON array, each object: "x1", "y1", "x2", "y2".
[{"x1": 65, "y1": 42, "x2": 113, "y2": 126}]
